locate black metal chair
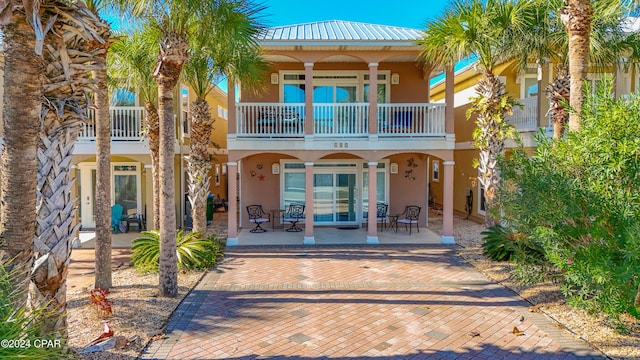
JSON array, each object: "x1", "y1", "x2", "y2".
[
  {"x1": 246, "y1": 205, "x2": 271, "y2": 233},
  {"x1": 365, "y1": 203, "x2": 388, "y2": 232},
  {"x1": 396, "y1": 205, "x2": 421, "y2": 234},
  {"x1": 282, "y1": 203, "x2": 305, "y2": 232}
]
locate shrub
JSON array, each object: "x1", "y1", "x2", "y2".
[
  {"x1": 481, "y1": 225, "x2": 515, "y2": 261},
  {"x1": 131, "y1": 230, "x2": 224, "y2": 272},
  {"x1": 497, "y1": 81, "x2": 640, "y2": 321},
  {"x1": 0, "y1": 262, "x2": 70, "y2": 359}
]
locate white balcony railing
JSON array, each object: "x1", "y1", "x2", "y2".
[
  {"x1": 313, "y1": 103, "x2": 369, "y2": 136},
  {"x1": 236, "y1": 103, "x2": 305, "y2": 137},
  {"x1": 235, "y1": 102, "x2": 446, "y2": 138},
  {"x1": 80, "y1": 106, "x2": 146, "y2": 141},
  {"x1": 507, "y1": 97, "x2": 539, "y2": 131},
  {"x1": 378, "y1": 103, "x2": 446, "y2": 137}
]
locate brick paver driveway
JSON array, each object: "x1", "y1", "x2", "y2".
[{"x1": 142, "y1": 246, "x2": 603, "y2": 359}]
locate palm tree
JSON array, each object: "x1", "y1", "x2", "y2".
[
  {"x1": 108, "y1": 29, "x2": 161, "y2": 230},
  {"x1": 507, "y1": 0, "x2": 631, "y2": 139},
  {"x1": 31, "y1": 1, "x2": 109, "y2": 333},
  {"x1": 420, "y1": 0, "x2": 532, "y2": 226},
  {"x1": 184, "y1": 25, "x2": 267, "y2": 235},
  {"x1": 560, "y1": 0, "x2": 593, "y2": 131},
  {"x1": 84, "y1": 0, "x2": 117, "y2": 291},
  {"x1": 118, "y1": 0, "x2": 266, "y2": 297},
  {"x1": 0, "y1": 1, "x2": 45, "y2": 306}
]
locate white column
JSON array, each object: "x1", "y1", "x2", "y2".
[
  {"x1": 226, "y1": 161, "x2": 239, "y2": 246},
  {"x1": 441, "y1": 160, "x2": 455, "y2": 244},
  {"x1": 304, "y1": 162, "x2": 315, "y2": 244},
  {"x1": 366, "y1": 161, "x2": 379, "y2": 244}
]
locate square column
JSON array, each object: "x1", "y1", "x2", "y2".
[
  {"x1": 445, "y1": 66, "x2": 455, "y2": 136},
  {"x1": 226, "y1": 161, "x2": 239, "y2": 246},
  {"x1": 441, "y1": 160, "x2": 455, "y2": 244},
  {"x1": 227, "y1": 78, "x2": 236, "y2": 138},
  {"x1": 368, "y1": 63, "x2": 379, "y2": 139},
  {"x1": 304, "y1": 162, "x2": 315, "y2": 244},
  {"x1": 366, "y1": 161, "x2": 379, "y2": 244},
  {"x1": 304, "y1": 63, "x2": 314, "y2": 138}
]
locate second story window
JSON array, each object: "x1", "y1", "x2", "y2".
[
  {"x1": 181, "y1": 87, "x2": 189, "y2": 137},
  {"x1": 111, "y1": 88, "x2": 136, "y2": 106}
]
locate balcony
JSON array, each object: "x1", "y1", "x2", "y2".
[
  {"x1": 79, "y1": 106, "x2": 146, "y2": 141},
  {"x1": 235, "y1": 103, "x2": 446, "y2": 138},
  {"x1": 506, "y1": 97, "x2": 539, "y2": 132}
]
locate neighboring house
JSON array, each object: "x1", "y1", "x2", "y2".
[
  {"x1": 225, "y1": 20, "x2": 457, "y2": 245},
  {"x1": 71, "y1": 83, "x2": 229, "y2": 231}
]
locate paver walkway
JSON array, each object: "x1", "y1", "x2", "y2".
[{"x1": 142, "y1": 246, "x2": 604, "y2": 360}]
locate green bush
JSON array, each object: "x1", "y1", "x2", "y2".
[
  {"x1": 0, "y1": 263, "x2": 71, "y2": 359},
  {"x1": 131, "y1": 230, "x2": 224, "y2": 272},
  {"x1": 481, "y1": 225, "x2": 515, "y2": 261},
  {"x1": 497, "y1": 81, "x2": 640, "y2": 322}
]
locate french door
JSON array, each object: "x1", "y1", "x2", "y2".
[{"x1": 313, "y1": 172, "x2": 357, "y2": 225}]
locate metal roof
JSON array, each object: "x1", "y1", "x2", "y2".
[{"x1": 259, "y1": 20, "x2": 424, "y2": 42}]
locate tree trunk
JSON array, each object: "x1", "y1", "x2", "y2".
[
  {"x1": 93, "y1": 63, "x2": 112, "y2": 290},
  {"x1": 473, "y1": 72, "x2": 511, "y2": 227},
  {"x1": 146, "y1": 102, "x2": 161, "y2": 230},
  {"x1": 561, "y1": 0, "x2": 593, "y2": 132},
  {"x1": 187, "y1": 98, "x2": 214, "y2": 235},
  {"x1": 0, "y1": 10, "x2": 44, "y2": 306},
  {"x1": 546, "y1": 66, "x2": 571, "y2": 140}
]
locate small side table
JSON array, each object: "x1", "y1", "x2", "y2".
[
  {"x1": 388, "y1": 214, "x2": 399, "y2": 233},
  {"x1": 270, "y1": 209, "x2": 286, "y2": 230}
]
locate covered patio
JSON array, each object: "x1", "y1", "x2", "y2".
[{"x1": 231, "y1": 225, "x2": 442, "y2": 246}]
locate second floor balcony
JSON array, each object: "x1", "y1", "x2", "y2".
[
  {"x1": 79, "y1": 106, "x2": 146, "y2": 142},
  {"x1": 235, "y1": 102, "x2": 447, "y2": 138}
]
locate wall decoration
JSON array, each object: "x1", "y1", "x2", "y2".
[
  {"x1": 256, "y1": 164, "x2": 263, "y2": 170},
  {"x1": 215, "y1": 164, "x2": 221, "y2": 186},
  {"x1": 250, "y1": 170, "x2": 256, "y2": 177},
  {"x1": 407, "y1": 157, "x2": 418, "y2": 168},
  {"x1": 258, "y1": 174, "x2": 265, "y2": 181},
  {"x1": 432, "y1": 160, "x2": 440, "y2": 182},
  {"x1": 405, "y1": 169, "x2": 415, "y2": 180}
]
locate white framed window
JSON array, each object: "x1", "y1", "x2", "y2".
[
  {"x1": 180, "y1": 86, "x2": 190, "y2": 137},
  {"x1": 432, "y1": 160, "x2": 440, "y2": 182},
  {"x1": 477, "y1": 181, "x2": 486, "y2": 216},
  {"x1": 280, "y1": 70, "x2": 390, "y2": 104},
  {"x1": 111, "y1": 88, "x2": 138, "y2": 106},
  {"x1": 586, "y1": 73, "x2": 613, "y2": 94},
  {"x1": 215, "y1": 164, "x2": 221, "y2": 186},
  {"x1": 217, "y1": 105, "x2": 228, "y2": 120}
]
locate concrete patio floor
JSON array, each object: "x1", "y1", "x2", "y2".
[{"x1": 142, "y1": 246, "x2": 604, "y2": 360}]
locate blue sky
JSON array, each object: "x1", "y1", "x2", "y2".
[{"x1": 260, "y1": 0, "x2": 448, "y2": 29}]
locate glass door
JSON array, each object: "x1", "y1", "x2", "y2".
[
  {"x1": 313, "y1": 172, "x2": 357, "y2": 224},
  {"x1": 313, "y1": 173, "x2": 334, "y2": 222},
  {"x1": 336, "y1": 173, "x2": 356, "y2": 222}
]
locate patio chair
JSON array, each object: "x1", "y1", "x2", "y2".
[
  {"x1": 396, "y1": 205, "x2": 421, "y2": 235},
  {"x1": 125, "y1": 207, "x2": 146, "y2": 232},
  {"x1": 111, "y1": 204, "x2": 124, "y2": 234},
  {"x1": 282, "y1": 203, "x2": 305, "y2": 232},
  {"x1": 365, "y1": 203, "x2": 388, "y2": 232},
  {"x1": 246, "y1": 205, "x2": 271, "y2": 233}
]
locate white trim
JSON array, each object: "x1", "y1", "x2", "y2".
[
  {"x1": 477, "y1": 180, "x2": 486, "y2": 216},
  {"x1": 303, "y1": 236, "x2": 315, "y2": 245},
  {"x1": 368, "y1": 62, "x2": 379, "y2": 67},
  {"x1": 226, "y1": 238, "x2": 239, "y2": 246},
  {"x1": 368, "y1": 161, "x2": 378, "y2": 166},
  {"x1": 366, "y1": 236, "x2": 379, "y2": 244},
  {"x1": 227, "y1": 161, "x2": 238, "y2": 166},
  {"x1": 443, "y1": 161, "x2": 455, "y2": 166},
  {"x1": 304, "y1": 62, "x2": 314, "y2": 68},
  {"x1": 280, "y1": 70, "x2": 391, "y2": 103}
]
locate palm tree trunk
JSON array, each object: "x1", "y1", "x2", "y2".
[
  {"x1": 0, "y1": 12, "x2": 44, "y2": 305},
  {"x1": 157, "y1": 77, "x2": 179, "y2": 297},
  {"x1": 146, "y1": 102, "x2": 161, "y2": 230},
  {"x1": 473, "y1": 72, "x2": 511, "y2": 227},
  {"x1": 546, "y1": 66, "x2": 571, "y2": 140},
  {"x1": 93, "y1": 64, "x2": 112, "y2": 290},
  {"x1": 187, "y1": 98, "x2": 214, "y2": 234},
  {"x1": 561, "y1": 0, "x2": 593, "y2": 132}
]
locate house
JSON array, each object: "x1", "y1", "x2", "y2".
[
  {"x1": 72, "y1": 83, "x2": 230, "y2": 231},
  {"x1": 225, "y1": 20, "x2": 457, "y2": 245}
]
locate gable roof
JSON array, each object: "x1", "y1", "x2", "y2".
[{"x1": 259, "y1": 20, "x2": 423, "y2": 46}]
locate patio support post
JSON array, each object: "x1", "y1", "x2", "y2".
[
  {"x1": 304, "y1": 63, "x2": 314, "y2": 138},
  {"x1": 366, "y1": 161, "x2": 379, "y2": 244},
  {"x1": 226, "y1": 161, "x2": 239, "y2": 246},
  {"x1": 304, "y1": 162, "x2": 315, "y2": 244},
  {"x1": 445, "y1": 66, "x2": 455, "y2": 136},
  {"x1": 368, "y1": 63, "x2": 379, "y2": 139},
  {"x1": 227, "y1": 78, "x2": 236, "y2": 138},
  {"x1": 441, "y1": 160, "x2": 455, "y2": 244}
]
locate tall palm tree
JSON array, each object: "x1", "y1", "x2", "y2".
[
  {"x1": 31, "y1": 1, "x2": 109, "y2": 333},
  {"x1": 118, "y1": 0, "x2": 266, "y2": 297},
  {"x1": 560, "y1": 0, "x2": 593, "y2": 131},
  {"x1": 108, "y1": 29, "x2": 160, "y2": 230},
  {"x1": 507, "y1": 0, "x2": 631, "y2": 139},
  {"x1": 0, "y1": 1, "x2": 45, "y2": 306},
  {"x1": 84, "y1": 0, "x2": 117, "y2": 291},
  {"x1": 420, "y1": 0, "x2": 532, "y2": 226},
  {"x1": 184, "y1": 22, "x2": 267, "y2": 235}
]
